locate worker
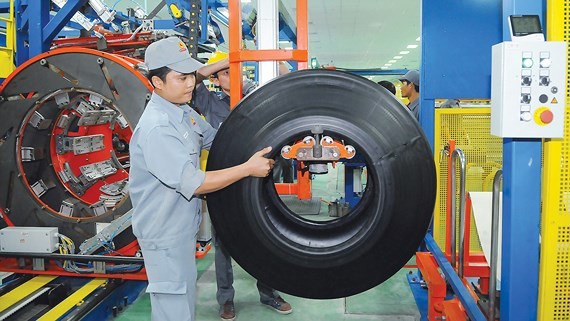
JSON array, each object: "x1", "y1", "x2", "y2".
[
  {"x1": 194, "y1": 54, "x2": 293, "y2": 321},
  {"x1": 193, "y1": 51, "x2": 256, "y2": 126},
  {"x1": 129, "y1": 37, "x2": 275, "y2": 321},
  {"x1": 377, "y1": 80, "x2": 396, "y2": 95},
  {"x1": 399, "y1": 69, "x2": 420, "y2": 120}
]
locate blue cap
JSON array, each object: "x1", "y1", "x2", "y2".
[{"x1": 399, "y1": 70, "x2": 420, "y2": 86}]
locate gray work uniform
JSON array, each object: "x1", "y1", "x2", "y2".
[
  {"x1": 194, "y1": 83, "x2": 231, "y2": 129},
  {"x1": 194, "y1": 82, "x2": 280, "y2": 306},
  {"x1": 130, "y1": 92, "x2": 216, "y2": 321},
  {"x1": 194, "y1": 79, "x2": 256, "y2": 129},
  {"x1": 408, "y1": 98, "x2": 419, "y2": 120}
]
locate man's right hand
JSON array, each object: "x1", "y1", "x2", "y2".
[{"x1": 246, "y1": 146, "x2": 276, "y2": 177}]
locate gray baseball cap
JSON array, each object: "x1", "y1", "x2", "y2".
[
  {"x1": 399, "y1": 70, "x2": 420, "y2": 86},
  {"x1": 145, "y1": 37, "x2": 204, "y2": 73}
]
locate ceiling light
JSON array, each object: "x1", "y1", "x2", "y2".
[
  {"x1": 389, "y1": 60, "x2": 397, "y2": 63},
  {"x1": 407, "y1": 44, "x2": 418, "y2": 49},
  {"x1": 242, "y1": 0, "x2": 251, "y2": 2},
  {"x1": 416, "y1": 37, "x2": 420, "y2": 41},
  {"x1": 399, "y1": 51, "x2": 410, "y2": 55},
  {"x1": 381, "y1": 66, "x2": 388, "y2": 69},
  {"x1": 384, "y1": 63, "x2": 393, "y2": 66},
  {"x1": 393, "y1": 56, "x2": 403, "y2": 59}
]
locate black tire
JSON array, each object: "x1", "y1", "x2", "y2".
[{"x1": 206, "y1": 69, "x2": 436, "y2": 299}]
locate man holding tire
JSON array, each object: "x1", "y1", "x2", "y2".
[{"x1": 129, "y1": 37, "x2": 275, "y2": 321}]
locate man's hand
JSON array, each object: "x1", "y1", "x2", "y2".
[{"x1": 245, "y1": 146, "x2": 276, "y2": 177}]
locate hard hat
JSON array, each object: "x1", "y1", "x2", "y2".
[{"x1": 207, "y1": 51, "x2": 229, "y2": 65}]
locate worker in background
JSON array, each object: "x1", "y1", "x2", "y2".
[
  {"x1": 399, "y1": 69, "x2": 420, "y2": 120},
  {"x1": 194, "y1": 54, "x2": 294, "y2": 321},
  {"x1": 377, "y1": 80, "x2": 396, "y2": 95},
  {"x1": 129, "y1": 37, "x2": 275, "y2": 321}
]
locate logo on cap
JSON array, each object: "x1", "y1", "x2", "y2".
[{"x1": 178, "y1": 41, "x2": 187, "y2": 52}]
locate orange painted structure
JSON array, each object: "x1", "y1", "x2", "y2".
[{"x1": 227, "y1": 0, "x2": 310, "y2": 200}]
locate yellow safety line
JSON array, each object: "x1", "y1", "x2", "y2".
[
  {"x1": 38, "y1": 278, "x2": 107, "y2": 321},
  {"x1": 0, "y1": 275, "x2": 58, "y2": 313}
]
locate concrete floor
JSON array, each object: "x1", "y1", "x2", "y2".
[
  {"x1": 116, "y1": 253, "x2": 420, "y2": 321},
  {"x1": 116, "y1": 164, "x2": 421, "y2": 321}
]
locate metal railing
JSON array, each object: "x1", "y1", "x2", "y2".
[
  {"x1": 450, "y1": 148, "x2": 467, "y2": 278},
  {"x1": 488, "y1": 169, "x2": 502, "y2": 321}
]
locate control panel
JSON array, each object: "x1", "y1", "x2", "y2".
[{"x1": 491, "y1": 41, "x2": 567, "y2": 138}]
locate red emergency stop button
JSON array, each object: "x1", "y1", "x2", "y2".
[{"x1": 540, "y1": 109, "x2": 554, "y2": 124}]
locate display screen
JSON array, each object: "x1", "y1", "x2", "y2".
[{"x1": 510, "y1": 15, "x2": 542, "y2": 36}]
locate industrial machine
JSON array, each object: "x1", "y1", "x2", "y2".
[
  {"x1": 406, "y1": 10, "x2": 569, "y2": 320},
  {"x1": 0, "y1": 2, "x2": 438, "y2": 315},
  {"x1": 0, "y1": 1, "x2": 218, "y2": 318},
  {"x1": 7, "y1": 1, "x2": 562, "y2": 321}
]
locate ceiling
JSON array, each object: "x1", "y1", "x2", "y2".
[
  {"x1": 280, "y1": 0, "x2": 421, "y2": 78},
  {"x1": 122, "y1": 0, "x2": 421, "y2": 80}
]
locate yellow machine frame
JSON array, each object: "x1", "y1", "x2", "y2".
[
  {"x1": 0, "y1": 0, "x2": 15, "y2": 78},
  {"x1": 433, "y1": 108, "x2": 503, "y2": 252},
  {"x1": 537, "y1": 0, "x2": 570, "y2": 319}
]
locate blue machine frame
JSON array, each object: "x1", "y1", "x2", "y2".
[
  {"x1": 6, "y1": 0, "x2": 299, "y2": 68},
  {"x1": 420, "y1": 1, "x2": 544, "y2": 320}
]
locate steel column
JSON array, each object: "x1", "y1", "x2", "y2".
[
  {"x1": 500, "y1": 1, "x2": 544, "y2": 320},
  {"x1": 501, "y1": 139, "x2": 542, "y2": 320},
  {"x1": 257, "y1": 0, "x2": 278, "y2": 86}
]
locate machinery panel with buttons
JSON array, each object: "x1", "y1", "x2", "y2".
[{"x1": 491, "y1": 41, "x2": 567, "y2": 138}]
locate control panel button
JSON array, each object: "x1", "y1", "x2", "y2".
[
  {"x1": 552, "y1": 86, "x2": 558, "y2": 94},
  {"x1": 540, "y1": 58, "x2": 552, "y2": 68},
  {"x1": 522, "y1": 58, "x2": 534, "y2": 68},
  {"x1": 520, "y1": 111, "x2": 532, "y2": 122},
  {"x1": 540, "y1": 109, "x2": 554, "y2": 124},
  {"x1": 540, "y1": 76, "x2": 551, "y2": 86},
  {"x1": 521, "y1": 93, "x2": 531, "y2": 104},
  {"x1": 521, "y1": 76, "x2": 532, "y2": 86},
  {"x1": 539, "y1": 94, "x2": 548, "y2": 103}
]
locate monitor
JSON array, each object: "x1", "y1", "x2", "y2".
[{"x1": 508, "y1": 15, "x2": 544, "y2": 42}]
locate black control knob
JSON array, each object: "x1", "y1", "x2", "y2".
[
  {"x1": 539, "y1": 94, "x2": 548, "y2": 103},
  {"x1": 540, "y1": 76, "x2": 551, "y2": 86},
  {"x1": 521, "y1": 93, "x2": 531, "y2": 104},
  {"x1": 521, "y1": 76, "x2": 532, "y2": 86}
]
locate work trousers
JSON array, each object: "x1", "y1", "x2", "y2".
[{"x1": 214, "y1": 232, "x2": 278, "y2": 305}]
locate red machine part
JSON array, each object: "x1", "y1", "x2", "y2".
[
  {"x1": 416, "y1": 252, "x2": 447, "y2": 321},
  {"x1": 280, "y1": 136, "x2": 356, "y2": 161},
  {"x1": 50, "y1": 31, "x2": 154, "y2": 57},
  {"x1": 445, "y1": 140, "x2": 490, "y2": 294},
  {"x1": 276, "y1": 136, "x2": 356, "y2": 200},
  {"x1": 441, "y1": 299, "x2": 469, "y2": 320},
  {"x1": 48, "y1": 107, "x2": 131, "y2": 205},
  {"x1": 7, "y1": 48, "x2": 150, "y2": 222},
  {"x1": 0, "y1": 47, "x2": 152, "y2": 276}
]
